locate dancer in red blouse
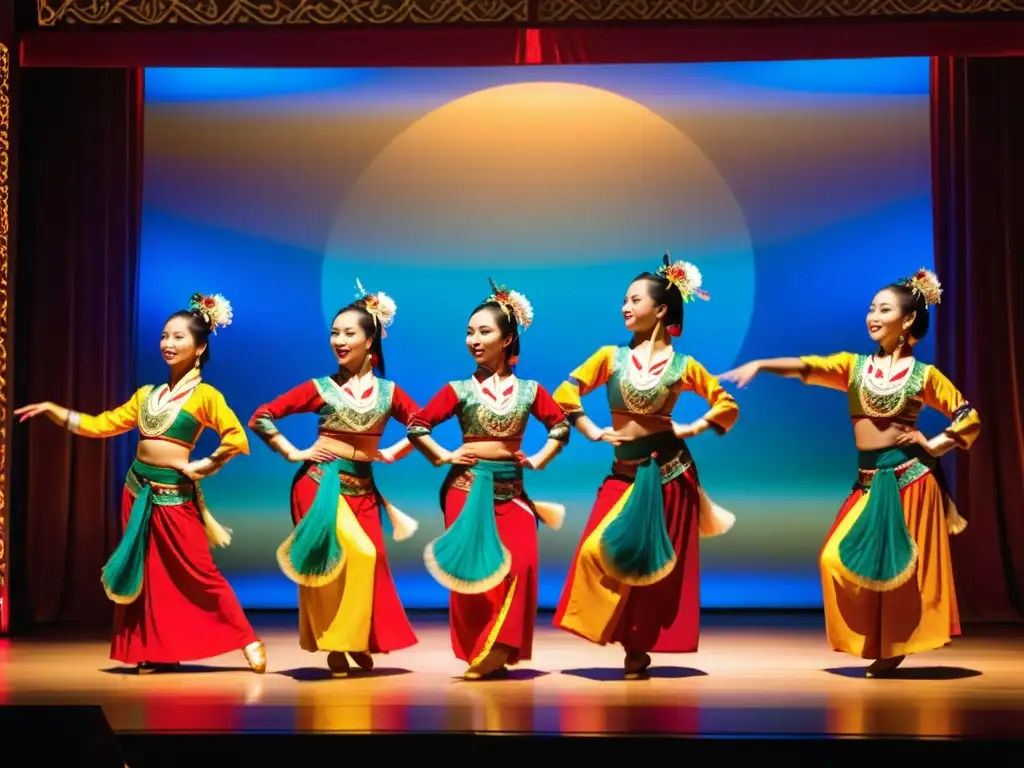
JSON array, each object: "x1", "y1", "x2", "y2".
[
  {"x1": 249, "y1": 281, "x2": 419, "y2": 677},
  {"x1": 407, "y1": 280, "x2": 569, "y2": 680}
]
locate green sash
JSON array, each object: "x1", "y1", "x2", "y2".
[
  {"x1": 600, "y1": 431, "x2": 681, "y2": 587},
  {"x1": 836, "y1": 446, "x2": 925, "y2": 591},
  {"x1": 424, "y1": 460, "x2": 514, "y2": 595},
  {"x1": 277, "y1": 458, "x2": 377, "y2": 587},
  {"x1": 102, "y1": 460, "x2": 192, "y2": 605}
]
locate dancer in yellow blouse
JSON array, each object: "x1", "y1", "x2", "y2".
[
  {"x1": 720, "y1": 269, "x2": 980, "y2": 677},
  {"x1": 16, "y1": 293, "x2": 266, "y2": 673},
  {"x1": 552, "y1": 255, "x2": 739, "y2": 678}
]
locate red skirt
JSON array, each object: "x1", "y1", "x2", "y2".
[
  {"x1": 442, "y1": 486, "x2": 538, "y2": 665},
  {"x1": 291, "y1": 471, "x2": 417, "y2": 654},
  {"x1": 110, "y1": 487, "x2": 258, "y2": 664},
  {"x1": 553, "y1": 466, "x2": 702, "y2": 653}
]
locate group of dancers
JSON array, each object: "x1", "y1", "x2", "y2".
[{"x1": 15, "y1": 254, "x2": 981, "y2": 681}]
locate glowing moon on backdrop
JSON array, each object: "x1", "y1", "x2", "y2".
[{"x1": 322, "y1": 81, "x2": 755, "y2": 370}]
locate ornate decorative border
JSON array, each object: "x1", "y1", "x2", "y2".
[
  {"x1": 537, "y1": 0, "x2": 1024, "y2": 22},
  {"x1": 35, "y1": 0, "x2": 1024, "y2": 25},
  {"x1": 0, "y1": 41, "x2": 8, "y2": 634},
  {"x1": 36, "y1": 0, "x2": 529, "y2": 26}
]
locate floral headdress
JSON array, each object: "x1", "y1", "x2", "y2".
[
  {"x1": 486, "y1": 278, "x2": 534, "y2": 333},
  {"x1": 657, "y1": 252, "x2": 710, "y2": 303},
  {"x1": 900, "y1": 268, "x2": 942, "y2": 307},
  {"x1": 355, "y1": 278, "x2": 397, "y2": 338},
  {"x1": 189, "y1": 293, "x2": 233, "y2": 335}
]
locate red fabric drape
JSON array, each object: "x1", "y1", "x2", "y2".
[
  {"x1": 11, "y1": 67, "x2": 144, "y2": 629},
  {"x1": 18, "y1": 21, "x2": 1024, "y2": 69},
  {"x1": 931, "y1": 56, "x2": 1024, "y2": 623}
]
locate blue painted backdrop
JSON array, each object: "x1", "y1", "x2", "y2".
[{"x1": 137, "y1": 58, "x2": 941, "y2": 608}]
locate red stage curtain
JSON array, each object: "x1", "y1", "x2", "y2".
[
  {"x1": 19, "y1": 21, "x2": 1024, "y2": 69},
  {"x1": 931, "y1": 57, "x2": 1024, "y2": 623},
  {"x1": 11, "y1": 68, "x2": 143, "y2": 629}
]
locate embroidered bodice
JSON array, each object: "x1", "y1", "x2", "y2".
[
  {"x1": 313, "y1": 375, "x2": 395, "y2": 436},
  {"x1": 407, "y1": 371, "x2": 569, "y2": 443},
  {"x1": 606, "y1": 346, "x2": 689, "y2": 416},
  {"x1": 798, "y1": 351, "x2": 982, "y2": 450},
  {"x1": 551, "y1": 344, "x2": 739, "y2": 435},
  {"x1": 249, "y1": 374, "x2": 418, "y2": 446},
  {"x1": 138, "y1": 373, "x2": 204, "y2": 446},
  {"x1": 66, "y1": 368, "x2": 250, "y2": 469},
  {"x1": 847, "y1": 354, "x2": 928, "y2": 426},
  {"x1": 450, "y1": 375, "x2": 538, "y2": 439}
]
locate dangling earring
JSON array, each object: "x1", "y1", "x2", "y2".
[
  {"x1": 370, "y1": 352, "x2": 379, "y2": 369},
  {"x1": 898, "y1": 334, "x2": 905, "y2": 347},
  {"x1": 194, "y1": 358, "x2": 201, "y2": 370}
]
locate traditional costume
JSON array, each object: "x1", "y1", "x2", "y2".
[
  {"x1": 249, "y1": 281, "x2": 418, "y2": 674},
  {"x1": 552, "y1": 257, "x2": 738, "y2": 674},
  {"x1": 407, "y1": 281, "x2": 569, "y2": 678},
  {"x1": 68, "y1": 293, "x2": 265, "y2": 672},
  {"x1": 799, "y1": 269, "x2": 980, "y2": 664}
]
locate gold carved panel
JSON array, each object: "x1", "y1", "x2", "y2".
[
  {"x1": 537, "y1": 0, "x2": 1024, "y2": 22},
  {"x1": 36, "y1": 0, "x2": 529, "y2": 26},
  {"x1": 0, "y1": 42, "x2": 8, "y2": 632},
  {"x1": 35, "y1": 0, "x2": 1024, "y2": 25}
]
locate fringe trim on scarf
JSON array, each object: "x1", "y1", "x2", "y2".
[
  {"x1": 196, "y1": 483, "x2": 233, "y2": 548},
  {"x1": 423, "y1": 539, "x2": 512, "y2": 595}
]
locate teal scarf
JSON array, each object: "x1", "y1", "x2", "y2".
[
  {"x1": 837, "y1": 446, "x2": 923, "y2": 591},
  {"x1": 600, "y1": 432, "x2": 679, "y2": 587},
  {"x1": 102, "y1": 461, "x2": 191, "y2": 605},
  {"x1": 424, "y1": 460, "x2": 514, "y2": 594},
  {"x1": 278, "y1": 458, "x2": 379, "y2": 587}
]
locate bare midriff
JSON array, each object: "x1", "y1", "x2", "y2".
[
  {"x1": 316, "y1": 433, "x2": 383, "y2": 463},
  {"x1": 853, "y1": 417, "x2": 914, "y2": 452},
  {"x1": 137, "y1": 438, "x2": 192, "y2": 469},
  {"x1": 610, "y1": 410, "x2": 673, "y2": 439},
  {"x1": 458, "y1": 437, "x2": 523, "y2": 461}
]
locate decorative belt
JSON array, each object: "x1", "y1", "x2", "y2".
[
  {"x1": 856, "y1": 458, "x2": 930, "y2": 491},
  {"x1": 450, "y1": 470, "x2": 523, "y2": 502},
  {"x1": 612, "y1": 448, "x2": 692, "y2": 485},
  {"x1": 307, "y1": 464, "x2": 375, "y2": 497},
  {"x1": 125, "y1": 467, "x2": 194, "y2": 505}
]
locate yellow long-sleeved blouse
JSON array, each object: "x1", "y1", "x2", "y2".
[
  {"x1": 552, "y1": 345, "x2": 739, "y2": 434},
  {"x1": 799, "y1": 352, "x2": 981, "y2": 449},
  {"x1": 67, "y1": 369, "x2": 249, "y2": 472}
]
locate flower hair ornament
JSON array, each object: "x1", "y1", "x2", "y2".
[
  {"x1": 658, "y1": 253, "x2": 710, "y2": 304},
  {"x1": 655, "y1": 253, "x2": 709, "y2": 337},
  {"x1": 189, "y1": 293, "x2": 234, "y2": 335},
  {"x1": 355, "y1": 278, "x2": 398, "y2": 338},
  {"x1": 900, "y1": 268, "x2": 942, "y2": 308},
  {"x1": 486, "y1": 278, "x2": 534, "y2": 333}
]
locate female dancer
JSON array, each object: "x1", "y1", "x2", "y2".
[
  {"x1": 407, "y1": 280, "x2": 569, "y2": 680},
  {"x1": 248, "y1": 281, "x2": 419, "y2": 677},
  {"x1": 16, "y1": 293, "x2": 266, "y2": 673},
  {"x1": 552, "y1": 255, "x2": 739, "y2": 679},
  {"x1": 719, "y1": 269, "x2": 980, "y2": 677}
]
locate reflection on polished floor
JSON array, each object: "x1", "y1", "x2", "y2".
[{"x1": 1, "y1": 612, "x2": 1022, "y2": 739}]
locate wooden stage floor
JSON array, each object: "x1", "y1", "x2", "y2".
[{"x1": 2, "y1": 612, "x2": 1022, "y2": 740}]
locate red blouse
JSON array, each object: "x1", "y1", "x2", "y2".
[
  {"x1": 249, "y1": 375, "x2": 418, "y2": 443},
  {"x1": 407, "y1": 375, "x2": 569, "y2": 443}
]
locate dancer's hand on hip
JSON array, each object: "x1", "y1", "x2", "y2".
[{"x1": 445, "y1": 445, "x2": 478, "y2": 466}]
